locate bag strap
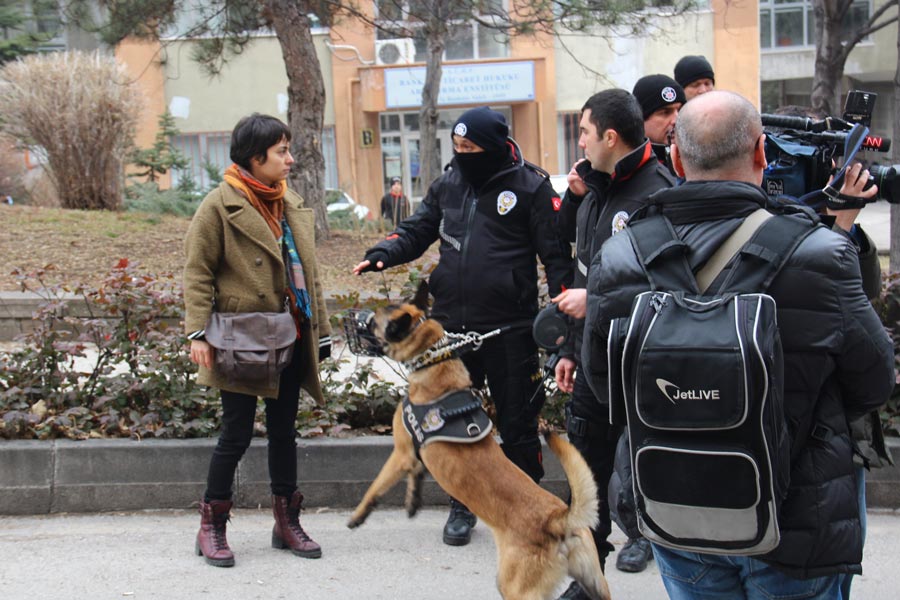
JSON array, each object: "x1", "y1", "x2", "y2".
[
  {"x1": 713, "y1": 213, "x2": 817, "y2": 294},
  {"x1": 221, "y1": 317, "x2": 236, "y2": 376},
  {"x1": 696, "y1": 209, "x2": 771, "y2": 293},
  {"x1": 628, "y1": 208, "x2": 817, "y2": 296}
]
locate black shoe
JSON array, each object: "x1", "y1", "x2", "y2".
[
  {"x1": 556, "y1": 580, "x2": 592, "y2": 600},
  {"x1": 442, "y1": 500, "x2": 477, "y2": 546},
  {"x1": 616, "y1": 537, "x2": 653, "y2": 573}
]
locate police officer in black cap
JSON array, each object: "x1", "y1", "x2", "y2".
[
  {"x1": 632, "y1": 74, "x2": 686, "y2": 171},
  {"x1": 354, "y1": 106, "x2": 573, "y2": 546},
  {"x1": 674, "y1": 55, "x2": 716, "y2": 100}
]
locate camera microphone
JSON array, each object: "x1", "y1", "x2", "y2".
[{"x1": 861, "y1": 135, "x2": 891, "y2": 153}]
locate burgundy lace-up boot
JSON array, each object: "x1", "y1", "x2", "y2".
[
  {"x1": 195, "y1": 499, "x2": 235, "y2": 567},
  {"x1": 272, "y1": 491, "x2": 322, "y2": 558}
]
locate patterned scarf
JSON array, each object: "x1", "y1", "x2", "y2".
[
  {"x1": 223, "y1": 164, "x2": 285, "y2": 239},
  {"x1": 281, "y1": 217, "x2": 312, "y2": 327}
]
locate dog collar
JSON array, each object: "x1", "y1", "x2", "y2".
[{"x1": 403, "y1": 329, "x2": 502, "y2": 372}]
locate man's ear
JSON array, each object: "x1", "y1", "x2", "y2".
[
  {"x1": 605, "y1": 128, "x2": 618, "y2": 148},
  {"x1": 754, "y1": 134, "x2": 768, "y2": 171},
  {"x1": 670, "y1": 143, "x2": 686, "y2": 178}
]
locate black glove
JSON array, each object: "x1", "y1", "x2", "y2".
[{"x1": 360, "y1": 249, "x2": 389, "y2": 273}]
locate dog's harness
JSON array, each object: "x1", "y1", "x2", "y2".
[
  {"x1": 402, "y1": 329, "x2": 503, "y2": 372},
  {"x1": 401, "y1": 389, "x2": 493, "y2": 454}
]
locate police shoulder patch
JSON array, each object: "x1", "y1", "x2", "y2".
[
  {"x1": 497, "y1": 190, "x2": 518, "y2": 215},
  {"x1": 611, "y1": 210, "x2": 630, "y2": 235}
]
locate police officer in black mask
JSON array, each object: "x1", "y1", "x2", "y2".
[{"x1": 354, "y1": 106, "x2": 573, "y2": 546}]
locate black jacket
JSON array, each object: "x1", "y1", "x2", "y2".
[
  {"x1": 584, "y1": 180, "x2": 895, "y2": 579},
  {"x1": 367, "y1": 145, "x2": 573, "y2": 332},
  {"x1": 557, "y1": 141, "x2": 675, "y2": 364}
]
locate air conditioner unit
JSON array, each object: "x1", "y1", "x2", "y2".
[{"x1": 375, "y1": 38, "x2": 416, "y2": 66}]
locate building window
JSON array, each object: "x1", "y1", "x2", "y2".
[
  {"x1": 760, "y1": 0, "x2": 871, "y2": 49},
  {"x1": 558, "y1": 112, "x2": 581, "y2": 174},
  {"x1": 375, "y1": 1, "x2": 510, "y2": 61}
]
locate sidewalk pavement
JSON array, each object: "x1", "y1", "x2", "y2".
[{"x1": 1, "y1": 507, "x2": 899, "y2": 600}]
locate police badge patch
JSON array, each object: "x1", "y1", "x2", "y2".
[
  {"x1": 454, "y1": 123, "x2": 467, "y2": 137},
  {"x1": 611, "y1": 210, "x2": 629, "y2": 235},
  {"x1": 661, "y1": 86, "x2": 677, "y2": 103},
  {"x1": 497, "y1": 191, "x2": 517, "y2": 215}
]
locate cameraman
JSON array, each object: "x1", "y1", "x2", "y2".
[{"x1": 770, "y1": 106, "x2": 892, "y2": 598}]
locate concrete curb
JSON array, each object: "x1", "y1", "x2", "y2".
[
  {"x1": 0, "y1": 435, "x2": 575, "y2": 515},
  {"x1": 1, "y1": 436, "x2": 899, "y2": 515}
]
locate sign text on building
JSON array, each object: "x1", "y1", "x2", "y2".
[{"x1": 384, "y1": 61, "x2": 536, "y2": 108}]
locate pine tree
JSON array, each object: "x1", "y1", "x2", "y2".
[{"x1": 128, "y1": 110, "x2": 190, "y2": 184}]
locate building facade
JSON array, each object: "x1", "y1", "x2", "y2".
[{"x1": 116, "y1": 0, "x2": 900, "y2": 216}]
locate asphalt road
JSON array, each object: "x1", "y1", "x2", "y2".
[{"x1": 1, "y1": 508, "x2": 899, "y2": 599}]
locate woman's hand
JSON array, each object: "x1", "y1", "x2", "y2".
[{"x1": 190, "y1": 340, "x2": 215, "y2": 369}]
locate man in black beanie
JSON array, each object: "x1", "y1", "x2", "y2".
[
  {"x1": 354, "y1": 106, "x2": 573, "y2": 547},
  {"x1": 674, "y1": 54, "x2": 716, "y2": 100},
  {"x1": 632, "y1": 74, "x2": 686, "y2": 168}
]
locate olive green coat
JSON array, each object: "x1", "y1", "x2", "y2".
[{"x1": 183, "y1": 181, "x2": 331, "y2": 401}]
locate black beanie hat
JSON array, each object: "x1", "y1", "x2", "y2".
[
  {"x1": 674, "y1": 55, "x2": 715, "y2": 88},
  {"x1": 452, "y1": 106, "x2": 509, "y2": 153},
  {"x1": 632, "y1": 75, "x2": 686, "y2": 119}
]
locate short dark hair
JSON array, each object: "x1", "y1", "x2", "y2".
[
  {"x1": 229, "y1": 113, "x2": 291, "y2": 170},
  {"x1": 581, "y1": 89, "x2": 645, "y2": 149}
]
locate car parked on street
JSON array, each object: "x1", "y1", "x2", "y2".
[{"x1": 325, "y1": 188, "x2": 370, "y2": 220}]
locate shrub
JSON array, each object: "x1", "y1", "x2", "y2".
[{"x1": 0, "y1": 51, "x2": 141, "y2": 210}]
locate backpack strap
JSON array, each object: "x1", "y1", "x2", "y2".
[
  {"x1": 626, "y1": 214, "x2": 699, "y2": 293},
  {"x1": 696, "y1": 209, "x2": 772, "y2": 293},
  {"x1": 711, "y1": 213, "x2": 818, "y2": 294}
]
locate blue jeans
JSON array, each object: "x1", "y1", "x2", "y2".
[{"x1": 653, "y1": 544, "x2": 842, "y2": 600}]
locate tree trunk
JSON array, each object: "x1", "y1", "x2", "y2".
[
  {"x1": 265, "y1": 0, "x2": 330, "y2": 240},
  {"x1": 418, "y1": 4, "x2": 449, "y2": 192},
  {"x1": 810, "y1": 0, "x2": 849, "y2": 115},
  {"x1": 891, "y1": 6, "x2": 900, "y2": 273}
]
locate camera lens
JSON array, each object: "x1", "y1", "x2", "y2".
[{"x1": 869, "y1": 164, "x2": 900, "y2": 204}]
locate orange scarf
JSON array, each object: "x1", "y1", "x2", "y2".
[{"x1": 223, "y1": 164, "x2": 286, "y2": 239}]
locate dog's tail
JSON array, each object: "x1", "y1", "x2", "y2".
[
  {"x1": 544, "y1": 431, "x2": 610, "y2": 600},
  {"x1": 544, "y1": 431, "x2": 599, "y2": 532}
]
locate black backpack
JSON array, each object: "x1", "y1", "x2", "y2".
[{"x1": 607, "y1": 208, "x2": 817, "y2": 555}]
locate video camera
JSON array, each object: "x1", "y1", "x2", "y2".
[{"x1": 761, "y1": 90, "x2": 900, "y2": 205}]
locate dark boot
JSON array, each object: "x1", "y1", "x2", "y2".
[
  {"x1": 556, "y1": 580, "x2": 593, "y2": 600},
  {"x1": 616, "y1": 537, "x2": 653, "y2": 573},
  {"x1": 272, "y1": 491, "x2": 322, "y2": 558},
  {"x1": 442, "y1": 498, "x2": 477, "y2": 546},
  {"x1": 195, "y1": 499, "x2": 235, "y2": 567}
]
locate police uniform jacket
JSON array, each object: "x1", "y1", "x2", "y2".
[
  {"x1": 583, "y1": 180, "x2": 895, "y2": 579},
  {"x1": 557, "y1": 141, "x2": 674, "y2": 367},
  {"x1": 183, "y1": 181, "x2": 331, "y2": 401},
  {"x1": 367, "y1": 144, "x2": 573, "y2": 332}
]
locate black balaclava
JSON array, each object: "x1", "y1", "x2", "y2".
[{"x1": 452, "y1": 107, "x2": 512, "y2": 190}]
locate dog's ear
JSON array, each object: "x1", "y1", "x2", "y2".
[
  {"x1": 385, "y1": 312, "x2": 413, "y2": 343},
  {"x1": 412, "y1": 280, "x2": 430, "y2": 312}
]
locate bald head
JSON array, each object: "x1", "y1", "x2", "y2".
[{"x1": 673, "y1": 91, "x2": 764, "y2": 182}]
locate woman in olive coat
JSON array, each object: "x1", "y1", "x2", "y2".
[{"x1": 183, "y1": 114, "x2": 331, "y2": 568}]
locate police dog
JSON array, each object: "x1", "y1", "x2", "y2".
[{"x1": 347, "y1": 282, "x2": 610, "y2": 600}]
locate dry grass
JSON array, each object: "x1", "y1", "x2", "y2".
[{"x1": 0, "y1": 205, "x2": 433, "y2": 295}]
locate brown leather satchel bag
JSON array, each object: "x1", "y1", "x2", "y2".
[{"x1": 205, "y1": 312, "x2": 297, "y2": 389}]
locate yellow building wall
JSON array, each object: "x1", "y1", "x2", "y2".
[
  {"x1": 115, "y1": 39, "x2": 168, "y2": 187},
  {"x1": 711, "y1": 0, "x2": 760, "y2": 106}
]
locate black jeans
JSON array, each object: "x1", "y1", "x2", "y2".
[
  {"x1": 567, "y1": 370, "x2": 619, "y2": 566},
  {"x1": 205, "y1": 341, "x2": 303, "y2": 501},
  {"x1": 460, "y1": 326, "x2": 545, "y2": 482}
]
